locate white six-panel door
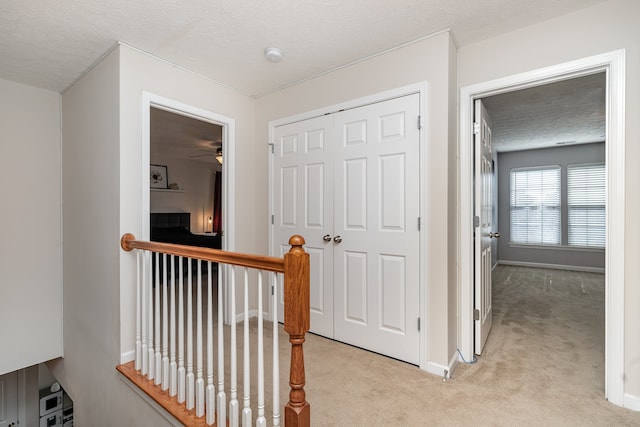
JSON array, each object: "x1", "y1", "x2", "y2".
[
  {"x1": 272, "y1": 93, "x2": 421, "y2": 364},
  {"x1": 332, "y1": 94, "x2": 420, "y2": 364},
  {"x1": 272, "y1": 115, "x2": 335, "y2": 337},
  {"x1": 474, "y1": 99, "x2": 495, "y2": 355}
]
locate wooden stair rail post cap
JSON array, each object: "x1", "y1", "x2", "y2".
[{"x1": 121, "y1": 233, "x2": 136, "y2": 251}]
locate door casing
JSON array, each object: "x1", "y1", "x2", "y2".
[
  {"x1": 141, "y1": 92, "x2": 236, "y2": 323},
  {"x1": 458, "y1": 50, "x2": 626, "y2": 405}
]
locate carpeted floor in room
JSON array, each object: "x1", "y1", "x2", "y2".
[{"x1": 298, "y1": 265, "x2": 640, "y2": 426}]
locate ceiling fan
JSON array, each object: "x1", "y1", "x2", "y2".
[{"x1": 189, "y1": 146, "x2": 223, "y2": 165}]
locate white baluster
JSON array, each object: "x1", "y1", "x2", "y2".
[
  {"x1": 187, "y1": 260, "x2": 195, "y2": 410},
  {"x1": 242, "y1": 268, "x2": 252, "y2": 427},
  {"x1": 256, "y1": 271, "x2": 266, "y2": 427},
  {"x1": 229, "y1": 266, "x2": 239, "y2": 427},
  {"x1": 148, "y1": 252, "x2": 157, "y2": 381},
  {"x1": 217, "y1": 265, "x2": 227, "y2": 427},
  {"x1": 155, "y1": 252, "x2": 162, "y2": 385},
  {"x1": 141, "y1": 251, "x2": 148, "y2": 375},
  {"x1": 135, "y1": 251, "x2": 141, "y2": 370},
  {"x1": 206, "y1": 261, "x2": 216, "y2": 425},
  {"x1": 169, "y1": 255, "x2": 177, "y2": 397},
  {"x1": 272, "y1": 273, "x2": 280, "y2": 426},
  {"x1": 196, "y1": 261, "x2": 205, "y2": 417},
  {"x1": 178, "y1": 257, "x2": 186, "y2": 403},
  {"x1": 162, "y1": 253, "x2": 169, "y2": 390}
]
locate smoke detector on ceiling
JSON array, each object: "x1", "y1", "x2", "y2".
[{"x1": 264, "y1": 47, "x2": 283, "y2": 63}]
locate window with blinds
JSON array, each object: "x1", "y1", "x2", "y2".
[
  {"x1": 567, "y1": 163, "x2": 605, "y2": 247},
  {"x1": 510, "y1": 166, "x2": 561, "y2": 245}
]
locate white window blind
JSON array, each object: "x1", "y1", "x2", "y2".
[
  {"x1": 510, "y1": 166, "x2": 561, "y2": 245},
  {"x1": 567, "y1": 163, "x2": 605, "y2": 247}
]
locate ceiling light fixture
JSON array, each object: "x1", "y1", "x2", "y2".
[
  {"x1": 216, "y1": 147, "x2": 223, "y2": 165},
  {"x1": 264, "y1": 47, "x2": 283, "y2": 63}
]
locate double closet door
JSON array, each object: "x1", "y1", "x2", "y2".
[{"x1": 272, "y1": 93, "x2": 421, "y2": 364}]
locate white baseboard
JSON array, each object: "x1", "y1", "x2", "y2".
[
  {"x1": 426, "y1": 353, "x2": 458, "y2": 379},
  {"x1": 497, "y1": 260, "x2": 605, "y2": 274},
  {"x1": 235, "y1": 309, "x2": 258, "y2": 323},
  {"x1": 624, "y1": 393, "x2": 640, "y2": 411},
  {"x1": 120, "y1": 350, "x2": 135, "y2": 365}
]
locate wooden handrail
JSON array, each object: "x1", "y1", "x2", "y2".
[
  {"x1": 119, "y1": 233, "x2": 310, "y2": 426},
  {"x1": 120, "y1": 233, "x2": 285, "y2": 273}
]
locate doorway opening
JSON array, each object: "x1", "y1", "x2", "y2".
[
  {"x1": 475, "y1": 72, "x2": 607, "y2": 394},
  {"x1": 142, "y1": 92, "x2": 236, "y2": 322},
  {"x1": 458, "y1": 50, "x2": 625, "y2": 406},
  {"x1": 150, "y1": 107, "x2": 223, "y2": 236}
]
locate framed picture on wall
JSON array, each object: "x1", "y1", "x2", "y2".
[{"x1": 150, "y1": 164, "x2": 168, "y2": 189}]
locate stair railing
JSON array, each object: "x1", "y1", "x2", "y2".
[{"x1": 118, "y1": 234, "x2": 310, "y2": 427}]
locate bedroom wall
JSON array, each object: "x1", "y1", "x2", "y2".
[
  {"x1": 458, "y1": 0, "x2": 640, "y2": 405},
  {"x1": 149, "y1": 156, "x2": 217, "y2": 233},
  {"x1": 255, "y1": 31, "x2": 458, "y2": 373},
  {"x1": 497, "y1": 143, "x2": 605, "y2": 271},
  {"x1": 0, "y1": 78, "x2": 62, "y2": 375}
]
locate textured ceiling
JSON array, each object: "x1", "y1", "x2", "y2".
[
  {"x1": 482, "y1": 73, "x2": 606, "y2": 152},
  {"x1": 0, "y1": 0, "x2": 607, "y2": 97},
  {"x1": 152, "y1": 73, "x2": 606, "y2": 162}
]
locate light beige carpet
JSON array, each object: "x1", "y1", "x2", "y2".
[
  {"x1": 295, "y1": 266, "x2": 640, "y2": 426},
  {"x1": 181, "y1": 266, "x2": 639, "y2": 426}
]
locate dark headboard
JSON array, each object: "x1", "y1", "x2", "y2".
[{"x1": 150, "y1": 212, "x2": 190, "y2": 231}]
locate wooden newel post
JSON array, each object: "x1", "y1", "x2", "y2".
[{"x1": 283, "y1": 235, "x2": 311, "y2": 427}]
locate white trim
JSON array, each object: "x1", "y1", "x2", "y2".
[
  {"x1": 235, "y1": 309, "x2": 259, "y2": 323},
  {"x1": 120, "y1": 349, "x2": 136, "y2": 365},
  {"x1": 624, "y1": 393, "x2": 640, "y2": 411},
  {"x1": 267, "y1": 82, "x2": 429, "y2": 371},
  {"x1": 426, "y1": 352, "x2": 458, "y2": 379},
  {"x1": 507, "y1": 243, "x2": 605, "y2": 253},
  {"x1": 497, "y1": 260, "x2": 604, "y2": 274},
  {"x1": 458, "y1": 50, "x2": 625, "y2": 406},
  {"x1": 141, "y1": 92, "x2": 236, "y2": 325}
]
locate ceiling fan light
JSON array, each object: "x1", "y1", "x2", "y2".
[{"x1": 216, "y1": 147, "x2": 223, "y2": 165}]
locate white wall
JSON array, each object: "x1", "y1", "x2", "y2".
[
  {"x1": 458, "y1": 0, "x2": 640, "y2": 403},
  {"x1": 150, "y1": 156, "x2": 217, "y2": 233},
  {"x1": 118, "y1": 42, "x2": 256, "y2": 372},
  {"x1": 0, "y1": 78, "x2": 62, "y2": 375},
  {"x1": 51, "y1": 47, "x2": 170, "y2": 426},
  {"x1": 255, "y1": 31, "x2": 459, "y2": 371},
  {"x1": 49, "y1": 43, "x2": 256, "y2": 426}
]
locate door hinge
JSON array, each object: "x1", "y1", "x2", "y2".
[
  {"x1": 473, "y1": 122, "x2": 480, "y2": 135},
  {"x1": 473, "y1": 309, "x2": 480, "y2": 321},
  {"x1": 271, "y1": 285, "x2": 274, "y2": 295},
  {"x1": 417, "y1": 115, "x2": 422, "y2": 130},
  {"x1": 418, "y1": 317, "x2": 421, "y2": 331},
  {"x1": 268, "y1": 142, "x2": 275, "y2": 154},
  {"x1": 271, "y1": 215, "x2": 275, "y2": 225},
  {"x1": 418, "y1": 217, "x2": 421, "y2": 230},
  {"x1": 473, "y1": 215, "x2": 480, "y2": 227}
]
